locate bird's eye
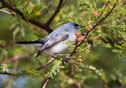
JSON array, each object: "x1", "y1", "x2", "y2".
[{"x1": 76, "y1": 26, "x2": 80, "y2": 30}]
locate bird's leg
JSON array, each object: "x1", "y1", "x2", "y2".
[
  {"x1": 35, "y1": 50, "x2": 42, "y2": 58},
  {"x1": 35, "y1": 50, "x2": 43, "y2": 66}
]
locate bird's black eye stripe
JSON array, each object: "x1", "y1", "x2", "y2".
[
  {"x1": 76, "y1": 26, "x2": 80, "y2": 30},
  {"x1": 74, "y1": 24, "x2": 79, "y2": 27},
  {"x1": 74, "y1": 23, "x2": 80, "y2": 30}
]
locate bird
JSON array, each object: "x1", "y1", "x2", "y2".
[{"x1": 16, "y1": 22, "x2": 83, "y2": 57}]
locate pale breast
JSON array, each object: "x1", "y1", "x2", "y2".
[{"x1": 42, "y1": 42, "x2": 69, "y2": 56}]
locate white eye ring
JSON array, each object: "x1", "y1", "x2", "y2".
[{"x1": 76, "y1": 26, "x2": 80, "y2": 30}]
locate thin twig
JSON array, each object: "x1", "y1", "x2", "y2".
[
  {"x1": 46, "y1": 0, "x2": 63, "y2": 26},
  {"x1": 0, "y1": 71, "x2": 21, "y2": 76},
  {"x1": 0, "y1": 9, "x2": 14, "y2": 15},
  {"x1": 36, "y1": 57, "x2": 55, "y2": 71},
  {"x1": 42, "y1": 77, "x2": 51, "y2": 88},
  {"x1": 96, "y1": 1, "x2": 110, "y2": 20}
]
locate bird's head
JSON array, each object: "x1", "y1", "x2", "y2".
[{"x1": 63, "y1": 22, "x2": 84, "y2": 32}]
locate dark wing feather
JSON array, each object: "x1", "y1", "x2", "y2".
[{"x1": 42, "y1": 34, "x2": 69, "y2": 50}]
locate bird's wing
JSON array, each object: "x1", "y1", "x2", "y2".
[
  {"x1": 42, "y1": 34, "x2": 69, "y2": 50},
  {"x1": 36, "y1": 33, "x2": 69, "y2": 57}
]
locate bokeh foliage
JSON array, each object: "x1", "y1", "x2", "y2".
[{"x1": 0, "y1": 0, "x2": 126, "y2": 88}]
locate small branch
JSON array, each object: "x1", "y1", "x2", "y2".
[
  {"x1": 0, "y1": 0, "x2": 53, "y2": 33},
  {"x1": 97, "y1": 3, "x2": 117, "y2": 25},
  {"x1": 0, "y1": 0, "x2": 25, "y2": 19},
  {"x1": 0, "y1": 71, "x2": 22, "y2": 76},
  {"x1": 0, "y1": 9, "x2": 14, "y2": 15},
  {"x1": 0, "y1": 72, "x2": 15, "y2": 76},
  {"x1": 42, "y1": 77, "x2": 51, "y2": 88},
  {"x1": 28, "y1": 19, "x2": 52, "y2": 33},
  {"x1": 96, "y1": 1, "x2": 110, "y2": 20},
  {"x1": 46, "y1": 0, "x2": 63, "y2": 26},
  {"x1": 36, "y1": 57, "x2": 55, "y2": 71}
]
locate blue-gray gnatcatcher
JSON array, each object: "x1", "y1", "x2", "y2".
[{"x1": 17, "y1": 22, "x2": 83, "y2": 57}]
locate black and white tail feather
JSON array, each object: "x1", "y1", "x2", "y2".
[
  {"x1": 16, "y1": 40, "x2": 45, "y2": 46},
  {"x1": 16, "y1": 40, "x2": 45, "y2": 57}
]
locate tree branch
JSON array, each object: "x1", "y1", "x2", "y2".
[
  {"x1": 46, "y1": 0, "x2": 63, "y2": 26},
  {"x1": 96, "y1": 1, "x2": 110, "y2": 20},
  {"x1": 36, "y1": 57, "x2": 55, "y2": 71},
  {"x1": 0, "y1": 72, "x2": 16, "y2": 76},
  {"x1": 0, "y1": 9, "x2": 14, "y2": 15},
  {"x1": 41, "y1": 77, "x2": 51, "y2": 88},
  {"x1": 0, "y1": 71, "x2": 24, "y2": 76},
  {"x1": 0, "y1": 0, "x2": 53, "y2": 33}
]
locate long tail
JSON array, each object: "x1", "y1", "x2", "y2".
[{"x1": 16, "y1": 40, "x2": 45, "y2": 46}]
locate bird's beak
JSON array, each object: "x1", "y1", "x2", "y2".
[{"x1": 80, "y1": 26, "x2": 84, "y2": 28}]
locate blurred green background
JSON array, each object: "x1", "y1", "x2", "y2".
[{"x1": 0, "y1": 0, "x2": 126, "y2": 88}]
